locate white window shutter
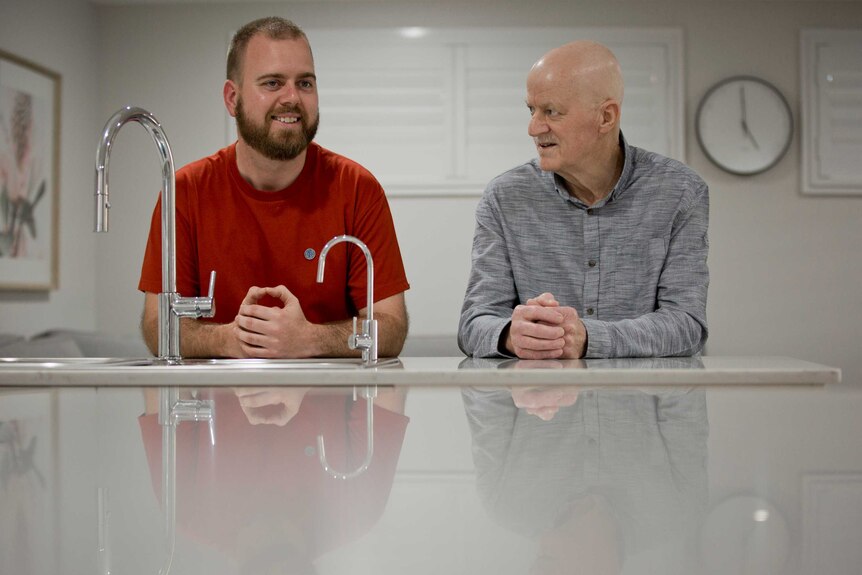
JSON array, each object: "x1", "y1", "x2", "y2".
[{"x1": 230, "y1": 28, "x2": 684, "y2": 198}]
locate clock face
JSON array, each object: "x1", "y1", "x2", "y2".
[{"x1": 696, "y1": 76, "x2": 793, "y2": 175}]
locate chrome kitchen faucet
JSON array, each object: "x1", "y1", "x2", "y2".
[
  {"x1": 316, "y1": 235, "x2": 379, "y2": 366},
  {"x1": 95, "y1": 106, "x2": 216, "y2": 362}
]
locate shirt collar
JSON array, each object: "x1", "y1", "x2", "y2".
[
  {"x1": 550, "y1": 131, "x2": 634, "y2": 208},
  {"x1": 609, "y1": 131, "x2": 635, "y2": 203}
]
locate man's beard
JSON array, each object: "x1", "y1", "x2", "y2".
[{"x1": 235, "y1": 97, "x2": 319, "y2": 161}]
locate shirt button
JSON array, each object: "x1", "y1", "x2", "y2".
[
  {"x1": 588, "y1": 259, "x2": 596, "y2": 268},
  {"x1": 586, "y1": 308, "x2": 594, "y2": 316},
  {"x1": 586, "y1": 208, "x2": 594, "y2": 215}
]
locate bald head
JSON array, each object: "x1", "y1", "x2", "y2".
[
  {"x1": 529, "y1": 41, "x2": 624, "y2": 109},
  {"x1": 525, "y1": 41, "x2": 625, "y2": 200}
]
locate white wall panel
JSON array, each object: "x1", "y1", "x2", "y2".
[{"x1": 801, "y1": 29, "x2": 862, "y2": 195}]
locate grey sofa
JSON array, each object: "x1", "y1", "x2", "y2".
[{"x1": 0, "y1": 329, "x2": 151, "y2": 358}]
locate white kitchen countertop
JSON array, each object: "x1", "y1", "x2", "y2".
[
  {"x1": 0, "y1": 355, "x2": 855, "y2": 575},
  {"x1": 0, "y1": 355, "x2": 841, "y2": 387}
]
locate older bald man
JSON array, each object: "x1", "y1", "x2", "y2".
[{"x1": 458, "y1": 41, "x2": 709, "y2": 359}]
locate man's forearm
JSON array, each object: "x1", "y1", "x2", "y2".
[
  {"x1": 582, "y1": 308, "x2": 707, "y2": 358},
  {"x1": 142, "y1": 291, "x2": 408, "y2": 359},
  {"x1": 141, "y1": 292, "x2": 238, "y2": 358},
  {"x1": 141, "y1": 310, "x2": 236, "y2": 359},
  {"x1": 179, "y1": 319, "x2": 238, "y2": 358},
  {"x1": 313, "y1": 309, "x2": 408, "y2": 358},
  {"x1": 373, "y1": 309, "x2": 409, "y2": 357}
]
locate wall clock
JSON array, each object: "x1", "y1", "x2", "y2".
[{"x1": 695, "y1": 76, "x2": 793, "y2": 175}]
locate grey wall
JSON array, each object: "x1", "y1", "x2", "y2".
[
  {"x1": 0, "y1": 0, "x2": 99, "y2": 336},
  {"x1": 0, "y1": 2, "x2": 103, "y2": 571},
  {"x1": 1, "y1": 0, "x2": 861, "y2": 386}
]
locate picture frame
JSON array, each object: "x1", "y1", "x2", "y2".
[
  {"x1": 0, "y1": 389, "x2": 59, "y2": 574},
  {"x1": 0, "y1": 49, "x2": 61, "y2": 290}
]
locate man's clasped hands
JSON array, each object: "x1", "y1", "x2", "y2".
[{"x1": 506, "y1": 292, "x2": 588, "y2": 360}]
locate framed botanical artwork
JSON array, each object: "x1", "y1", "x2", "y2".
[{"x1": 0, "y1": 49, "x2": 61, "y2": 290}]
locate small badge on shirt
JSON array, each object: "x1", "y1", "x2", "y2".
[{"x1": 304, "y1": 248, "x2": 316, "y2": 261}]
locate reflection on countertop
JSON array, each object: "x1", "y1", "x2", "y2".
[
  {"x1": 459, "y1": 355, "x2": 706, "y2": 370},
  {"x1": 462, "y1": 386, "x2": 708, "y2": 574},
  {"x1": 2, "y1": 381, "x2": 862, "y2": 574},
  {"x1": 138, "y1": 387, "x2": 408, "y2": 574}
]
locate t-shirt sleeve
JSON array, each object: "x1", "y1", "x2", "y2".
[
  {"x1": 138, "y1": 195, "x2": 164, "y2": 294},
  {"x1": 137, "y1": 173, "x2": 200, "y2": 299},
  {"x1": 347, "y1": 173, "x2": 410, "y2": 311}
]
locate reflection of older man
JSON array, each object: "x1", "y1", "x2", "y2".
[
  {"x1": 459, "y1": 40, "x2": 709, "y2": 360},
  {"x1": 462, "y1": 387, "x2": 708, "y2": 573}
]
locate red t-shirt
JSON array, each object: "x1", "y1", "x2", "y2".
[{"x1": 138, "y1": 143, "x2": 409, "y2": 324}]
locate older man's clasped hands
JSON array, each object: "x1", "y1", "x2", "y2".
[{"x1": 505, "y1": 292, "x2": 588, "y2": 360}]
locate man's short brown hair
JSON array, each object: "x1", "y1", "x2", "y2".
[{"x1": 226, "y1": 17, "x2": 309, "y2": 83}]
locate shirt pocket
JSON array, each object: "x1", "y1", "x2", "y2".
[{"x1": 613, "y1": 237, "x2": 668, "y2": 316}]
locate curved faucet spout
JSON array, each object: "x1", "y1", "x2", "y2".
[
  {"x1": 94, "y1": 107, "x2": 215, "y2": 362},
  {"x1": 317, "y1": 235, "x2": 374, "y2": 320},
  {"x1": 317, "y1": 235, "x2": 378, "y2": 365},
  {"x1": 95, "y1": 107, "x2": 176, "y2": 294}
]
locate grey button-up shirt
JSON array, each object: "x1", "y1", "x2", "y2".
[{"x1": 458, "y1": 135, "x2": 709, "y2": 358}]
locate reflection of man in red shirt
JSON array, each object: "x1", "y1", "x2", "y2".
[{"x1": 139, "y1": 388, "x2": 408, "y2": 574}]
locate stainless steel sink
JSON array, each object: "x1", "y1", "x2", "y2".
[
  {"x1": 0, "y1": 357, "x2": 401, "y2": 370},
  {"x1": 174, "y1": 357, "x2": 402, "y2": 369},
  {"x1": 0, "y1": 357, "x2": 156, "y2": 369}
]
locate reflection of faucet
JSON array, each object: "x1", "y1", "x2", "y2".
[
  {"x1": 316, "y1": 235, "x2": 378, "y2": 366},
  {"x1": 158, "y1": 387, "x2": 214, "y2": 575},
  {"x1": 94, "y1": 106, "x2": 216, "y2": 362},
  {"x1": 318, "y1": 385, "x2": 376, "y2": 480},
  {"x1": 98, "y1": 388, "x2": 215, "y2": 575}
]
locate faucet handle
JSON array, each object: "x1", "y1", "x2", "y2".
[
  {"x1": 206, "y1": 270, "x2": 216, "y2": 300},
  {"x1": 348, "y1": 316, "x2": 373, "y2": 360},
  {"x1": 197, "y1": 271, "x2": 217, "y2": 318},
  {"x1": 172, "y1": 270, "x2": 216, "y2": 319},
  {"x1": 348, "y1": 316, "x2": 359, "y2": 350},
  {"x1": 202, "y1": 270, "x2": 217, "y2": 318}
]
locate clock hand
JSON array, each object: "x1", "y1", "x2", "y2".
[
  {"x1": 739, "y1": 85, "x2": 760, "y2": 150},
  {"x1": 743, "y1": 122, "x2": 760, "y2": 149}
]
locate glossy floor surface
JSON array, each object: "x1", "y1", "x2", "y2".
[{"x1": 2, "y1": 383, "x2": 860, "y2": 574}]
